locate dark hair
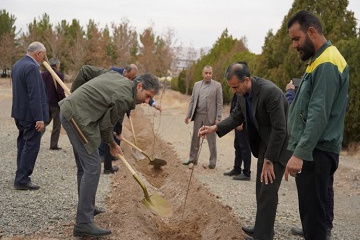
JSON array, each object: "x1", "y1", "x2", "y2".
[
  {"x1": 124, "y1": 65, "x2": 132, "y2": 73},
  {"x1": 287, "y1": 10, "x2": 323, "y2": 34},
  {"x1": 135, "y1": 74, "x2": 160, "y2": 94},
  {"x1": 224, "y1": 61, "x2": 250, "y2": 82}
]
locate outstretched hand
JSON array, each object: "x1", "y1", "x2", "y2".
[
  {"x1": 198, "y1": 125, "x2": 217, "y2": 139},
  {"x1": 153, "y1": 104, "x2": 162, "y2": 112}
]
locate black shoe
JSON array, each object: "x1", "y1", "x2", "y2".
[
  {"x1": 242, "y1": 226, "x2": 254, "y2": 236},
  {"x1": 244, "y1": 237, "x2": 254, "y2": 240},
  {"x1": 73, "y1": 223, "x2": 111, "y2": 237},
  {"x1": 183, "y1": 160, "x2": 197, "y2": 165},
  {"x1": 14, "y1": 182, "x2": 40, "y2": 190},
  {"x1": 224, "y1": 169, "x2": 241, "y2": 176},
  {"x1": 290, "y1": 226, "x2": 303, "y2": 236},
  {"x1": 208, "y1": 164, "x2": 216, "y2": 169},
  {"x1": 233, "y1": 173, "x2": 251, "y2": 181},
  {"x1": 94, "y1": 206, "x2": 106, "y2": 216},
  {"x1": 326, "y1": 228, "x2": 332, "y2": 240},
  {"x1": 50, "y1": 146, "x2": 62, "y2": 150},
  {"x1": 104, "y1": 166, "x2": 119, "y2": 174}
]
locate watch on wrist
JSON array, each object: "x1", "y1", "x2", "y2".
[{"x1": 265, "y1": 159, "x2": 273, "y2": 165}]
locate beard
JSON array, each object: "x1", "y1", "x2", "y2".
[{"x1": 298, "y1": 35, "x2": 315, "y2": 61}]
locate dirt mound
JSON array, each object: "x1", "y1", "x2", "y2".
[{"x1": 91, "y1": 106, "x2": 244, "y2": 240}]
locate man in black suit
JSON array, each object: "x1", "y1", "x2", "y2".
[
  {"x1": 11, "y1": 41, "x2": 49, "y2": 190},
  {"x1": 199, "y1": 62, "x2": 291, "y2": 240}
]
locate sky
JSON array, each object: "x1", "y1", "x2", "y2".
[{"x1": 2, "y1": 0, "x2": 360, "y2": 54}]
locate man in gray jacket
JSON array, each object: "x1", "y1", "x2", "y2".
[
  {"x1": 183, "y1": 66, "x2": 223, "y2": 169},
  {"x1": 59, "y1": 72, "x2": 160, "y2": 237}
]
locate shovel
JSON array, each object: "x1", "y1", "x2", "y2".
[
  {"x1": 117, "y1": 154, "x2": 172, "y2": 217},
  {"x1": 122, "y1": 137, "x2": 167, "y2": 169},
  {"x1": 43, "y1": 61, "x2": 172, "y2": 217},
  {"x1": 128, "y1": 115, "x2": 146, "y2": 160}
]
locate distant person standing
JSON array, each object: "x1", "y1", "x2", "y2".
[
  {"x1": 183, "y1": 66, "x2": 223, "y2": 169},
  {"x1": 286, "y1": 11, "x2": 349, "y2": 240},
  {"x1": 11, "y1": 41, "x2": 49, "y2": 190},
  {"x1": 41, "y1": 58, "x2": 66, "y2": 150},
  {"x1": 223, "y1": 92, "x2": 252, "y2": 180}
]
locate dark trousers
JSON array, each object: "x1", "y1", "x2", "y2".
[
  {"x1": 254, "y1": 160, "x2": 284, "y2": 240},
  {"x1": 325, "y1": 174, "x2": 334, "y2": 230},
  {"x1": 296, "y1": 148, "x2": 338, "y2": 240},
  {"x1": 46, "y1": 104, "x2": 61, "y2": 149},
  {"x1": 233, "y1": 129, "x2": 251, "y2": 176},
  {"x1": 100, "y1": 117, "x2": 123, "y2": 170},
  {"x1": 60, "y1": 113, "x2": 100, "y2": 224},
  {"x1": 14, "y1": 119, "x2": 42, "y2": 185}
]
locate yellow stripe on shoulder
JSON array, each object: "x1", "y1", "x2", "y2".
[{"x1": 306, "y1": 46, "x2": 347, "y2": 74}]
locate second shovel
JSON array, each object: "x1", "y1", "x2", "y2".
[{"x1": 122, "y1": 137, "x2": 167, "y2": 169}]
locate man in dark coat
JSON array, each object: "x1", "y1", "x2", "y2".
[
  {"x1": 199, "y1": 62, "x2": 291, "y2": 240},
  {"x1": 41, "y1": 57, "x2": 66, "y2": 150},
  {"x1": 11, "y1": 41, "x2": 49, "y2": 190}
]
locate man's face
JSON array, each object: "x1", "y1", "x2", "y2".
[
  {"x1": 35, "y1": 50, "x2": 46, "y2": 63},
  {"x1": 289, "y1": 22, "x2": 315, "y2": 61},
  {"x1": 202, "y1": 68, "x2": 212, "y2": 82},
  {"x1": 135, "y1": 83, "x2": 156, "y2": 104},
  {"x1": 227, "y1": 76, "x2": 249, "y2": 96},
  {"x1": 124, "y1": 69, "x2": 137, "y2": 80}
]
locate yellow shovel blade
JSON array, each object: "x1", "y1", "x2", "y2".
[{"x1": 141, "y1": 192, "x2": 173, "y2": 217}]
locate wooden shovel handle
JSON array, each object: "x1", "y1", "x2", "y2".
[
  {"x1": 129, "y1": 115, "x2": 138, "y2": 146},
  {"x1": 122, "y1": 137, "x2": 143, "y2": 153},
  {"x1": 43, "y1": 61, "x2": 71, "y2": 95},
  {"x1": 117, "y1": 154, "x2": 136, "y2": 175}
]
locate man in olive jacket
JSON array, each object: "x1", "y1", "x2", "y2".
[
  {"x1": 199, "y1": 62, "x2": 291, "y2": 240},
  {"x1": 59, "y1": 72, "x2": 160, "y2": 237}
]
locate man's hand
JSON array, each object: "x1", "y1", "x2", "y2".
[
  {"x1": 286, "y1": 80, "x2": 295, "y2": 91},
  {"x1": 284, "y1": 155, "x2": 303, "y2": 181},
  {"x1": 198, "y1": 125, "x2": 217, "y2": 139},
  {"x1": 184, "y1": 117, "x2": 190, "y2": 124},
  {"x1": 153, "y1": 104, "x2": 162, "y2": 112},
  {"x1": 35, "y1": 121, "x2": 45, "y2": 132},
  {"x1": 113, "y1": 132, "x2": 122, "y2": 141},
  {"x1": 108, "y1": 141, "x2": 123, "y2": 158},
  {"x1": 261, "y1": 159, "x2": 275, "y2": 184},
  {"x1": 236, "y1": 123, "x2": 244, "y2": 131}
]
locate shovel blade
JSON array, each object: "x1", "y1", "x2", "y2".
[
  {"x1": 149, "y1": 158, "x2": 167, "y2": 169},
  {"x1": 131, "y1": 148, "x2": 145, "y2": 160},
  {"x1": 141, "y1": 193, "x2": 173, "y2": 217}
]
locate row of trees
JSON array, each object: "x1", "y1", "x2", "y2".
[
  {"x1": 0, "y1": 10, "x2": 179, "y2": 78},
  {"x1": 172, "y1": 0, "x2": 360, "y2": 146},
  {"x1": 0, "y1": 0, "x2": 359, "y2": 146}
]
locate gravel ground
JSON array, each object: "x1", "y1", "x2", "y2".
[
  {"x1": 0, "y1": 123, "x2": 112, "y2": 238},
  {"x1": 0, "y1": 82, "x2": 111, "y2": 238}
]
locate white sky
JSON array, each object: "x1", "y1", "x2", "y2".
[{"x1": 2, "y1": 0, "x2": 360, "y2": 54}]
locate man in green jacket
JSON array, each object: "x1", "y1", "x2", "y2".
[
  {"x1": 59, "y1": 72, "x2": 160, "y2": 237},
  {"x1": 285, "y1": 11, "x2": 349, "y2": 240}
]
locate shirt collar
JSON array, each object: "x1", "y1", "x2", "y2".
[
  {"x1": 26, "y1": 54, "x2": 40, "y2": 67},
  {"x1": 308, "y1": 40, "x2": 332, "y2": 65}
]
